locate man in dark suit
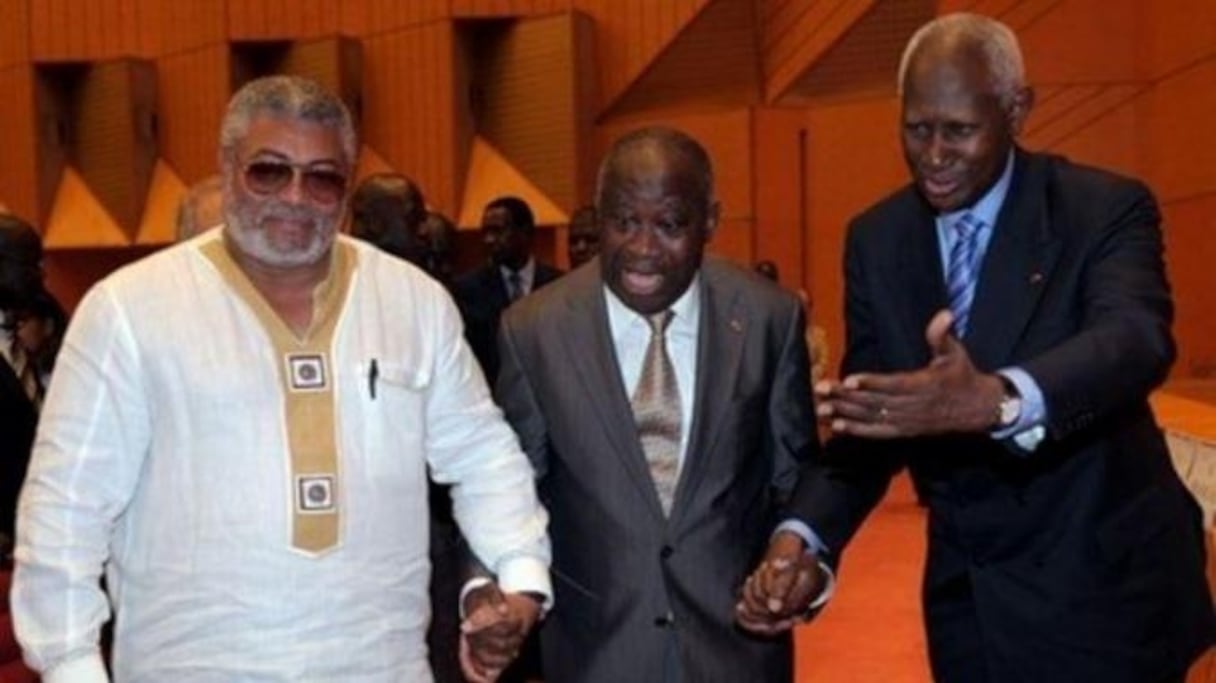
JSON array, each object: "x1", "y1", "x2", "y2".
[
  {"x1": 0, "y1": 213, "x2": 44, "y2": 552},
  {"x1": 453, "y1": 196, "x2": 561, "y2": 383},
  {"x1": 477, "y1": 127, "x2": 826, "y2": 682},
  {"x1": 778, "y1": 13, "x2": 1213, "y2": 682}
]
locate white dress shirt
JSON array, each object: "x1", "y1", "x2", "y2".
[
  {"x1": 13, "y1": 232, "x2": 551, "y2": 683},
  {"x1": 602, "y1": 276, "x2": 700, "y2": 465}
]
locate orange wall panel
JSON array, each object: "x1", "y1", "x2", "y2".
[
  {"x1": 31, "y1": 0, "x2": 142, "y2": 61},
  {"x1": 1162, "y1": 196, "x2": 1216, "y2": 378},
  {"x1": 1016, "y1": 0, "x2": 1146, "y2": 84},
  {"x1": 137, "y1": 0, "x2": 226, "y2": 57},
  {"x1": 340, "y1": 0, "x2": 448, "y2": 36},
  {"x1": 752, "y1": 107, "x2": 808, "y2": 289},
  {"x1": 451, "y1": 0, "x2": 571, "y2": 17},
  {"x1": 573, "y1": 0, "x2": 708, "y2": 112},
  {"x1": 1141, "y1": 58, "x2": 1216, "y2": 204},
  {"x1": 805, "y1": 97, "x2": 906, "y2": 367},
  {"x1": 474, "y1": 14, "x2": 583, "y2": 210},
  {"x1": 760, "y1": 0, "x2": 875, "y2": 100},
  {"x1": 0, "y1": 0, "x2": 30, "y2": 68},
  {"x1": 156, "y1": 45, "x2": 229, "y2": 182},
  {"x1": 228, "y1": 0, "x2": 342, "y2": 41},
  {"x1": 707, "y1": 217, "x2": 754, "y2": 266},
  {"x1": 362, "y1": 23, "x2": 462, "y2": 215},
  {"x1": 0, "y1": 66, "x2": 39, "y2": 223},
  {"x1": 1147, "y1": 0, "x2": 1216, "y2": 79}
]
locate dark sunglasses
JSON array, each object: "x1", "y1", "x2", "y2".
[{"x1": 242, "y1": 160, "x2": 348, "y2": 205}]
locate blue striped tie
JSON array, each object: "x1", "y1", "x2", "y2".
[{"x1": 946, "y1": 212, "x2": 983, "y2": 337}]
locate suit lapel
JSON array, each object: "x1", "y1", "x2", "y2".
[
  {"x1": 670, "y1": 269, "x2": 746, "y2": 529},
  {"x1": 893, "y1": 206, "x2": 947, "y2": 366},
  {"x1": 559, "y1": 276, "x2": 667, "y2": 519},
  {"x1": 965, "y1": 153, "x2": 1063, "y2": 370}
]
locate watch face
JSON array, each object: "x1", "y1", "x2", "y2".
[{"x1": 1000, "y1": 396, "x2": 1022, "y2": 427}]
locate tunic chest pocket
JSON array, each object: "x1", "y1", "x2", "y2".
[{"x1": 357, "y1": 360, "x2": 431, "y2": 475}]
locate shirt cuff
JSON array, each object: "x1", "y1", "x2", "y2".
[
  {"x1": 773, "y1": 519, "x2": 829, "y2": 556},
  {"x1": 42, "y1": 652, "x2": 109, "y2": 683},
  {"x1": 774, "y1": 520, "x2": 836, "y2": 614},
  {"x1": 993, "y1": 367, "x2": 1048, "y2": 453},
  {"x1": 496, "y1": 554, "x2": 553, "y2": 612},
  {"x1": 458, "y1": 576, "x2": 495, "y2": 620}
]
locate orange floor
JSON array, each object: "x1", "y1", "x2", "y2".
[{"x1": 794, "y1": 473, "x2": 931, "y2": 682}]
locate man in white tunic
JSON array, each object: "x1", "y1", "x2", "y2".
[{"x1": 12, "y1": 75, "x2": 550, "y2": 683}]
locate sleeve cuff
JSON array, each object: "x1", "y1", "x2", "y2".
[
  {"x1": 496, "y1": 554, "x2": 553, "y2": 612},
  {"x1": 458, "y1": 576, "x2": 494, "y2": 620},
  {"x1": 994, "y1": 367, "x2": 1048, "y2": 453},
  {"x1": 773, "y1": 519, "x2": 830, "y2": 557},
  {"x1": 42, "y1": 652, "x2": 108, "y2": 683},
  {"x1": 805, "y1": 560, "x2": 837, "y2": 615}
]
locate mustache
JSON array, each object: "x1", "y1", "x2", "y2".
[{"x1": 255, "y1": 200, "x2": 327, "y2": 226}]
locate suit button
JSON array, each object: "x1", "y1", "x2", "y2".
[
  {"x1": 654, "y1": 611, "x2": 674, "y2": 627},
  {"x1": 660, "y1": 545, "x2": 674, "y2": 559}
]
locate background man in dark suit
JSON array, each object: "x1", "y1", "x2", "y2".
[
  {"x1": 453, "y1": 196, "x2": 561, "y2": 383},
  {"x1": 566, "y1": 204, "x2": 599, "y2": 270},
  {"x1": 482, "y1": 127, "x2": 827, "y2": 682},
  {"x1": 0, "y1": 213, "x2": 44, "y2": 554},
  {"x1": 777, "y1": 13, "x2": 1213, "y2": 682}
]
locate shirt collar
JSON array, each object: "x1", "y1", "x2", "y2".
[
  {"x1": 603, "y1": 272, "x2": 702, "y2": 339},
  {"x1": 500, "y1": 257, "x2": 536, "y2": 289}
]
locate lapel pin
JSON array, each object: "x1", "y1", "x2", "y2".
[
  {"x1": 729, "y1": 319, "x2": 743, "y2": 333},
  {"x1": 1029, "y1": 272, "x2": 1043, "y2": 285}
]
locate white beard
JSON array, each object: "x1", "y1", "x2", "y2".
[{"x1": 223, "y1": 201, "x2": 338, "y2": 269}]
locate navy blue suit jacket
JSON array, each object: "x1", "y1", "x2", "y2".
[{"x1": 790, "y1": 150, "x2": 1214, "y2": 682}]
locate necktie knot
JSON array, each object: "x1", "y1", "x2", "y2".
[
  {"x1": 506, "y1": 270, "x2": 524, "y2": 301},
  {"x1": 646, "y1": 310, "x2": 674, "y2": 337},
  {"x1": 954, "y1": 212, "x2": 982, "y2": 239}
]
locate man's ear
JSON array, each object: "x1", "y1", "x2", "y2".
[
  {"x1": 704, "y1": 200, "x2": 721, "y2": 242},
  {"x1": 1007, "y1": 86, "x2": 1035, "y2": 136}
]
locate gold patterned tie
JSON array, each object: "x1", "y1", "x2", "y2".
[
  {"x1": 10, "y1": 338, "x2": 42, "y2": 410},
  {"x1": 631, "y1": 311, "x2": 682, "y2": 516}
]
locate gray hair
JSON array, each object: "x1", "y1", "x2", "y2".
[
  {"x1": 897, "y1": 13, "x2": 1026, "y2": 108},
  {"x1": 595, "y1": 126, "x2": 715, "y2": 211},
  {"x1": 218, "y1": 75, "x2": 357, "y2": 167}
]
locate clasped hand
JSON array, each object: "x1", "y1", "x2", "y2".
[
  {"x1": 736, "y1": 530, "x2": 826, "y2": 635},
  {"x1": 459, "y1": 582, "x2": 541, "y2": 683}
]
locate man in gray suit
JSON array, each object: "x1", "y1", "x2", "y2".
[{"x1": 485, "y1": 127, "x2": 827, "y2": 682}]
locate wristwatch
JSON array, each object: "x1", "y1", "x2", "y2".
[{"x1": 995, "y1": 377, "x2": 1023, "y2": 429}]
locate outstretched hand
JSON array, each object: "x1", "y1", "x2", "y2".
[{"x1": 815, "y1": 310, "x2": 1005, "y2": 438}]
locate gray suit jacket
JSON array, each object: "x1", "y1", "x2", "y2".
[{"x1": 496, "y1": 258, "x2": 817, "y2": 682}]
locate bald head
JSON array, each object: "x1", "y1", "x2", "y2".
[
  {"x1": 350, "y1": 173, "x2": 429, "y2": 266},
  {"x1": 595, "y1": 127, "x2": 715, "y2": 213},
  {"x1": 898, "y1": 13, "x2": 1026, "y2": 109}
]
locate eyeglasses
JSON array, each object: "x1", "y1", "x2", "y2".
[{"x1": 241, "y1": 160, "x2": 348, "y2": 205}]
